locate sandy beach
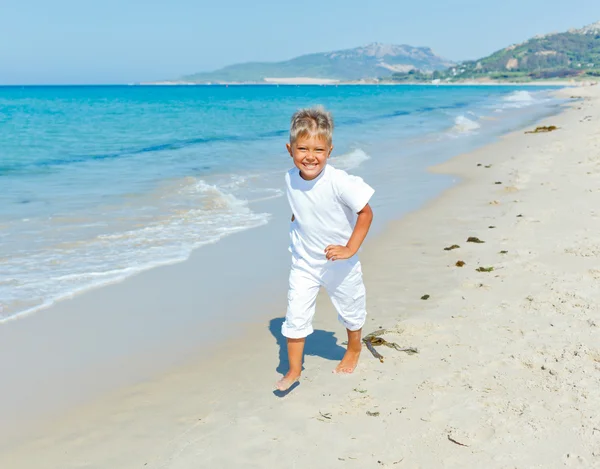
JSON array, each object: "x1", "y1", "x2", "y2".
[{"x1": 2, "y1": 84, "x2": 600, "y2": 468}]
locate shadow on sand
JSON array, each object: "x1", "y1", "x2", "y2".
[{"x1": 269, "y1": 317, "x2": 346, "y2": 396}]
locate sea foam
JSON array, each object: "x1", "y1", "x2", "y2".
[
  {"x1": 0, "y1": 179, "x2": 269, "y2": 323},
  {"x1": 331, "y1": 148, "x2": 371, "y2": 170},
  {"x1": 452, "y1": 115, "x2": 481, "y2": 133},
  {"x1": 501, "y1": 90, "x2": 536, "y2": 108}
]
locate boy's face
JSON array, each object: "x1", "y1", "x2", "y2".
[{"x1": 286, "y1": 134, "x2": 333, "y2": 181}]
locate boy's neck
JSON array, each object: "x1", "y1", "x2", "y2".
[{"x1": 299, "y1": 164, "x2": 327, "y2": 181}]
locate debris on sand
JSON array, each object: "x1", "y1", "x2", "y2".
[
  {"x1": 525, "y1": 125, "x2": 558, "y2": 134},
  {"x1": 476, "y1": 266, "x2": 494, "y2": 272},
  {"x1": 467, "y1": 237, "x2": 485, "y2": 243},
  {"x1": 455, "y1": 260, "x2": 466, "y2": 267},
  {"x1": 444, "y1": 244, "x2": 460, "y2": 251},
  {"x1": 363, "y1": 330, "x2": 419, "y2": 362},
  {"x1": 447, "y1": 435, "x2": 469, "y2": 447},
  {"x1": 421, "y1": 294, "x2": 430, "y2": 300}
]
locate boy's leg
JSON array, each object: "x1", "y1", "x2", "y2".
[
  {"x1": 277, "y1": 263, "x2": 320, "y2": 390},
  {"x1": 335, "y1": 328, "x2": 362, "y2": 374},
  {"x1": 276, "y1": 338, "x2": 305, "y2": 391},
  {"x1": 325, "y1": 260, "x2": 367, "y2": 374}
]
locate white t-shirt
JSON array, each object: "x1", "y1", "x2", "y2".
[{"x1": 285, "y1": 164, "x2": 375, "y2": 265}]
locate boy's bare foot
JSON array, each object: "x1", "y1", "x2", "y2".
[
  {"x1": 275, "y1": 371, "x2": 301, "y2": 391},
  {"x1": 334, "y1": 349, "x2": 361, "y2": 374}
]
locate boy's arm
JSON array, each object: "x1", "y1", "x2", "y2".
[{"x1": 325, "y1": 204, "x2": 373, "y2": 261}]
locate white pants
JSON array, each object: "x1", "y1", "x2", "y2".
[{"x1": 281, "y1": 256, "x2": 367, "y2": 339}]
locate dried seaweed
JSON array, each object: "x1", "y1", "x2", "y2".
[
  {"x1": 364, "y1": 340, "x2": 385, "y2": 362},
  {"x1": 447, "y1": 435, "x2": 469, "y2": 447},
  {"x1": 476, "y1": 266, "x2": 494, "y2": 272},
  {"x1": 444, "y1": 244, "x2": 460, "y2": 251},
  {"x1": 455, "y1": 260, "x2": 465, "y2": 267},
  {"x1": 421, "y1": 294, "x2": 430, "y2": 300},
  {"x1": 525, "y1": 125, "x2": 558, "y2": 134},
  {"x1": 363, "y1": 330, "x2": 419, "y2": 363},
  {"x1": 467, "y1": 237, "x2": 485, "y2": 243}
]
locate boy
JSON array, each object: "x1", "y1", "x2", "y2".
[{"x1": 276, "y1": 106, "x2": 374, "y2": 392}]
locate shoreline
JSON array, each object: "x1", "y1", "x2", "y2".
[
  {"x1": 1, "y1": 81, "x2": 584, "y2": 87},
  {"x1": 140, "y1": 80, "x2": 583, "y2": 86},
  {"x1": 3, "y1": 84, "x2": 600, "y2": 467}
]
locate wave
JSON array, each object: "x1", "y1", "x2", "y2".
[
  {"x1": 330, "y1": 148, "x2": 371, "y2": 170},
  {"x1": 451, "y1": 115, "x2": 481, "y2": 134},
  {"x1": 500, "y1": 91, "x2": 536, "y2": 109},
  {"x1": 0, "y1": 179, "x2": 270, "y2": 323}
]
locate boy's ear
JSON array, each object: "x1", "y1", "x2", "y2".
[
  {"x1": 286, "y1": 143, "x2": 293, "y2": 157},
  {"x1": 328, "y1": 145, "x2": 334, "y2": 157}
]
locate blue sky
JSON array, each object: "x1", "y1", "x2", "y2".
[{"x1": 1, "y1": 0, "x2": 599, "y2": 84}]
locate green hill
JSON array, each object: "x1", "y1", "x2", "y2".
[
  {"x1": 175, "y1": 43, "x2": 454, "y2": 83},
  {"x1": 447, "y1": 21, "x2": 600, "y2": 81}
]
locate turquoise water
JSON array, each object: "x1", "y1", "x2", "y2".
[{"x1": 0, "y1": 85, "x2": 564, "y2": 320}]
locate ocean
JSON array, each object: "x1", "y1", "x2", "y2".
[{"x1": 0, "y1": 84, "x2": 565, "y2": 322}]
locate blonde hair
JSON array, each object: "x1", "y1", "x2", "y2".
[{"x1": 289, "y1": 106, "x2": 334, "y2": 145}]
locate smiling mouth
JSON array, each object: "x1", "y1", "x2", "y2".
[{"x1": 303, "y1": 162, "x2": 318, "y2": 169}]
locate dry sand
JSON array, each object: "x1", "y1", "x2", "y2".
[{"x1": 2, "y1": 85, "x2": 600, "y2": 468}]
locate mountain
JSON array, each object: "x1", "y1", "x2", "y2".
[
  {"x1": 446, "y1": 21, "x2": 600, "y2": 81},
  {"x1": 176, "y1": 44, "x2": 455, "y2": 83}
]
